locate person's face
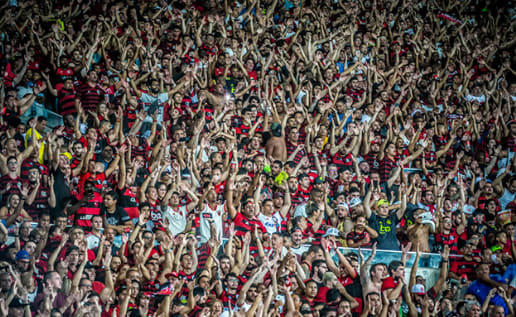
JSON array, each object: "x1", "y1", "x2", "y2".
[
  {"x1": 67, "y1": 251, "x2": 80, "y2": 265},
  {"x1": 71, "y1": 228, "x2": 85, "y2": 242},
  {"x1": 486, "y1": 200, "x2": 497, "y2": 213},
  {"x1": 24, "y1": 242, "x2": 36, "y2": 255},
  {"x1": 6, "y1": 139, "x2": 17, "y2": 152},
  {"x1": 287, "y1": 177, "x2": 298, "y2": 192},
  {"x1": 28, "y1": 168, "x2": 40, "y2": 183},
  {"x1": 9, "y1": 194, "x2": 20, "y2": 208},
  {"x1": 129, "y1": 282, "x2": 139, "y2": 297},
  {"x1": 73, "y1": 143, "x2": 84, "y2": 156},
  {"x1": 491, "y1": 306, "x2": 505, "y2": 317},
  {"x1": 467, "y1": 304, "x2": 481, "y2": 317},
  {"x1": 127, "y1": 269, "x2": 141, "y2": 281},
  {"x1": 0, "y1": 274, "x2": 11, "y2": 290},
  {"x1": 497, "y1": 232, "x2": 507, "y2": 245},
  {"x1": 289, "y1": 128, "x2": 299, "y2": 143},
  {"x1": 92, "y1": 217, "x2": 103, "y2": 231},
  {"x1": 338, "y1": 301, "x2": 351, "y2": 316},
  {"x1": 368, "y1": 294, "x2": 382, "y2": 310},
  {"x1": 443, "y1": 217, "x2": 452, "y2": 230},
  {"x1": 372, "y1": 265, "x2": 386, "y2": 280},
  {"x1": 104, "y1": 195, "x2": 116, "y2": 209},
  {"x1": 226, "y1": 276, "x2": 239, "y2": 290},
  {"x1": 355, "y1": 216, "x2": 367, "y2": 230},
  {"x1": 220, "y1": 258, "x2": 231, "y2": 273},
  {"x1": 424, "y1": 191, "x2": 434, "y2": 204},
  {"x1": 181, "y1": 254, "x2": 193, "y2": 269},
  {"x1": 483, "y1": 183, "x2": 493, "y2": 194},
  {"x1": 84, "y1": 180, "x2": 95, "y2": 195},
  {"x1": 415, "y1": 276, "x2": 426, "y2": 287},
  {"x1": 20, "y1": 223, "x2": 32, "y2": 236},
  {"x1": 147, "y1": 187, "x2": 158, "y2": 201},
  {"x1": 305, "y1": 281, "x2": 318, "y2": 298},
  {"x1": 394, "y1": 265, "x2": 405, "y2": 278},
  {"x1": 386, "y1": 143, "x2": 396, "y2": 156},
  {"x1": 243, "y1": 200, "x2": 256, "y2": 218},
  {"x1": 291, "y1": 231, "x2": 303, "y2": 245},
  {"x1": 271, "y1": 234, "x2": 283, "y2": 250}
]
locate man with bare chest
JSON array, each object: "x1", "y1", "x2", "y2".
[
  {"x1": 266, "y1": 122, "x2": 287, "y2": 162},
  {"x1": 407, "y1": 208, "x2": 438, "y2": 253}
]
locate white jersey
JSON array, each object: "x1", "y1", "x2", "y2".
[
  {"x1": 199, "y1": 203, "x2": 225, "y2": 243},
  {"x1": 163, "y1": 205, "x2": 188, "y2": 236},
  {"x1": 258, "y1": 212, "x2": 283, "y2": 235}
]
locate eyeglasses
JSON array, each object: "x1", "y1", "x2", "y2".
[{"x1": 80, "y1": 284, "x2": 92, "y2": 288}]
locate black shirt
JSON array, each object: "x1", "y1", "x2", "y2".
[{"x1": 103, "y1": 205, "x2": 131, "y2": 226}]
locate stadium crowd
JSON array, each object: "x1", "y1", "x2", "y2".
[{"x1": 0, "y1": 0, "x2": 515, "y2": 316}]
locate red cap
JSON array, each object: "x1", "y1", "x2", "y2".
[{"x1": 165, "y1": 271, "x2": 179, "y2": 279}]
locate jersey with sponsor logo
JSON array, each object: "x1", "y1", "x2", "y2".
[{"x1": 199, "y1": 203, "x2": 225, "y2": 243}]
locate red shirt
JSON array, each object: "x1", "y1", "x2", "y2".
[{"x1": 381, "y1": 276, "x2": 399, "y2": 293}]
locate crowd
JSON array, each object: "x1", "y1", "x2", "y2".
[{"x1": 0, "y1": 0, "x2": 515, "y2": 316}]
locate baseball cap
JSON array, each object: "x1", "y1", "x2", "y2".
[
  {"x1": 411, "y1": 284, "x2": 426, "y2": 295},
  {"x1": 15, "y1": 250, "x2": 30, "y2": 261},
  {"x1": 292, "y1": 227, "x2": 303, "y2": 234},
  {"x1": 336, "y1": 202, "x2": 349, "y2": 210},
  {"x1": 323, "y1": 227, "x2": 340, "y2": 238},
  {"x1": 165, "y1": 271, "x2": 179, "y2": 279},
  {"x1": 153, "y1": 226, "x2": 167, "y2": 233},
  {"x1": 377, "y1": 199, "x2": 389, "y2": 207},
  {"x1": 349, "y1": 197, "x2": 362, "y2": 208},
  {"x1": 315, "y1": 176, "x2": 325, "y2": 184}
]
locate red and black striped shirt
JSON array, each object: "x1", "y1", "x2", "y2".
[
  {"x1": 0, "y1": 175, "x2": 22, "y2": 204},
  {"x1": 25, "y1": 184, "x2": 51, "y2": 221},
  {"x1": 21, "y1": 159, "x2": 49, "y2": 181},
  {"x1": 74, "y1": 192, "x2": 103, "y2": 231},
  {"x1": 449, "y1": 257, "x2": 477, "y2": 280},
  {"x1": 379, "y1": 156, "x2": 397, "y2": 183},
  {"x1": 76, "y1": 82, "x2": 104, "y2": 112},
  {"x1": 57, "y1": 87, "x2": 76, "y2": 116},
  {"x1": 286, "y1": 141, "x2": 306, "y2": 164},
  {"x1": 234, "y1": 213, "x2": 266, "y2": 237}
]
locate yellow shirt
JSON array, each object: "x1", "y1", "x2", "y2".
[{"x1": 24, "y1": 128, "x2": 45, "y2": 164}]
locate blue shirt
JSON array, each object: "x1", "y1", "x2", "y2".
[
  {"x1": 503, "y1": 264, "x2": 516, "y2": 284},
  {"x1": 467, "y1": 274, "x2": 508, "y2": 314}
]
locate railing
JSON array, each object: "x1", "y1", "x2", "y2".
[
  {"x1": 20, "y1": 104, "x2": 63, "y2": 130},
  {"x1": 337, "y1": 247, "x2": 443, "y2": 269}
]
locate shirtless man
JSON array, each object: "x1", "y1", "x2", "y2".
[
  {"x1": 360, "y1": 243, "x2": 388, "y2": 294},
  {"x1": 266, "y1": 122, "x2": 287, "y2": 162},
  {"x1": 0, "y1": 122, "x2": 35, "y2": 175},
  {"x1": 407, "y1": 208, "x2": 439, "y2": 253}
]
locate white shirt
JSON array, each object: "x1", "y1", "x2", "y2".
[
  {"x1": 163, "y1": 205, "x2": 188, "y2": 236},
  {"x1": 258, "y1": 212, "x2": 283, "y2": 235},
  {"x1": 86, "y1": 233, "x2": 101, "y2": 249},
  {"x1": 199, "y1": 203, "x2": 225, "y2": 243}
]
